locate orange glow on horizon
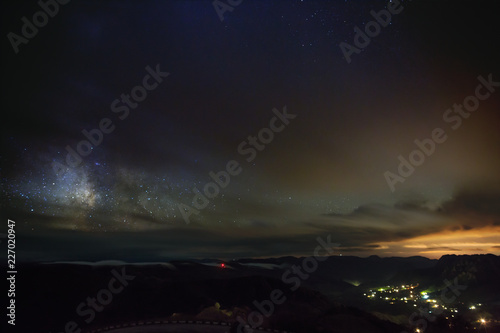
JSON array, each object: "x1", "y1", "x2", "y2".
[{"x1": 375, "y1": 225, "x2": 500, "y2": 258}]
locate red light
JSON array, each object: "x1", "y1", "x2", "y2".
[{"x1": 221, "y1": 263, "x2": 225, "y2": 268}]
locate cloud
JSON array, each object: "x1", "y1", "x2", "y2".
[
  {"x1": 441, "y1": 188, "x2": 500, "y2": 215},
  {"x1": 424, "y1": 246, "x2": 462, "y2": 252},
  {"x1": 6, "y1": 183, "x2": 500, "y2": 261}
]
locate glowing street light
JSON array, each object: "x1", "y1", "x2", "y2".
[{"x1": 480, "y1": 318, "x2": 488, "y2": 333}]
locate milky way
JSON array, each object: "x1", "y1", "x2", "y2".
[{"x1": 1, "y1": 0, "x2": 500, "y2": 261}]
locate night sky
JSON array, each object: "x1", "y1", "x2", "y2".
[{"x1": 1, "y1": 0, "x2": 500, "y2": 262}]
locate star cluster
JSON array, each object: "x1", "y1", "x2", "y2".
[{"x1": 1, "y1": 0, "x2": 499, "y2": 261}]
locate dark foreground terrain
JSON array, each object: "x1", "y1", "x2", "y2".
[{"x1": 7, "y1": 254, "x2": 500, "y2": 333}]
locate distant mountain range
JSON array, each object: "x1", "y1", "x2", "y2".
[{"x1": 389, "y1": 254, "x2": 500, "y2": 303}]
